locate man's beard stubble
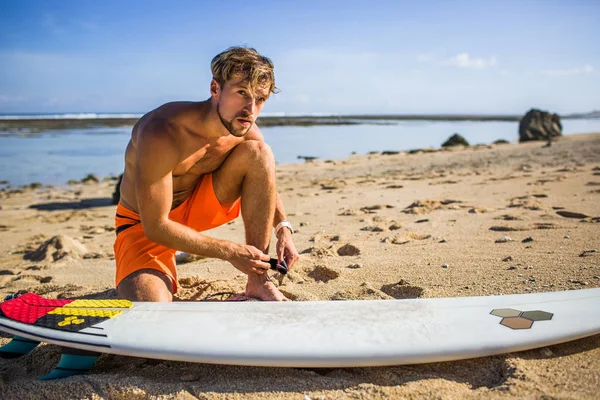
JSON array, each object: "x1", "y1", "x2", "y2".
[{"x1": 217, "y1": 103, "x2": 252, "y2": 138}]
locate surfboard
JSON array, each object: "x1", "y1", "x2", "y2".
[{"x1": 1, "y1": 288, "x2": 599, "y2": 380}]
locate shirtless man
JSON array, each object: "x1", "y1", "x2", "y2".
[{"x1": 113, "y1": 47, "x2": 298, "y2": 302}]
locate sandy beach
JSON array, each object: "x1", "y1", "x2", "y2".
[{"x1": 1, "y1": 132, "x2": 599, "y2": 399}]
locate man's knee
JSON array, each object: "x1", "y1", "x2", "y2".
[
  {"x1": 235, "y1": 140, "x2": 275, "y2": 169},
  {"x1": 116, "y1": 269, "x2": 173, "y2": 302}
]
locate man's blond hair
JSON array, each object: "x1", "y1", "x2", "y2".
[{"x1": 211, "y1": 46, "x2": 278, "y2": 95}]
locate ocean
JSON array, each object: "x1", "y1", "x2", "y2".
[{"x1": 1, "y1": 116, "x2": 599, "y2": 187}]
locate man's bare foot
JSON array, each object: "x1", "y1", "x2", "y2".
[{"x1": 245, "y1": 275, "x2": 289, "y2": 301}]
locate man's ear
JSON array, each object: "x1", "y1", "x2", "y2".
[{"x1": 210, "y1": 79, "x2": 220, "y2": 97}]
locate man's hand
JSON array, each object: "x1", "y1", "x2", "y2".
[
  {"x1": 275, "y1": 229, "x2": 299, "y2": 270},
  {"x1": 228, "y1": 244, "x2": 271, "y2": 275}
]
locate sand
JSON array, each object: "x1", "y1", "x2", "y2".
[{"x1": 0, "y1": 132, "x2": 599, "y2": 399}]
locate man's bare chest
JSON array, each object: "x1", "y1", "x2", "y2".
[{"x1": 172, "y1": 141, "x2": 237, "y2": 179}]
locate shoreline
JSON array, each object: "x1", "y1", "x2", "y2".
[
  {"x1": 1, "y1": 114, "x2": 595, "y2": 133},
  {"x1": 1, "y1": 131, "x2": 599, "y2": 190}
]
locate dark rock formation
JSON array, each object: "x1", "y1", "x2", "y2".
[
  {"x1": 442, "y1": 133, "x2": 469, "y2": 147},
  {"x1": 519, "y1": 109, "x2": 562, "y2": 142}
]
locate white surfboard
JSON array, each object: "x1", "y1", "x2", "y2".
[{"x1": 1, "y1": 288, "x2": 599, "y2": 374}]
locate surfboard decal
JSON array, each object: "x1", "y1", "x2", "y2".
[
  {"x1": 0, "y1": 294, "x2": 131, "y2": 333},
  {"x1": 34, "y1": 308, "x2": 122, "y2": 332},
  {"x1": 0, "y1": 294, "x2": 72, "y2": 324},
  {"x1": 490, "y1": 308, "x2": 554, "y2": 330}
]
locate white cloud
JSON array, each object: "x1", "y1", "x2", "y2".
[
  {"x1": 443, "y1": 53, "x2": 497, "y2": 69},
  {"x1": 542, "y1": 64, "x2": 594, "y2": 76}
]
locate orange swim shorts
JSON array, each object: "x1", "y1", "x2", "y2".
[{"x1": 113, "y1": 173, "x2": 241, "y2": 293}]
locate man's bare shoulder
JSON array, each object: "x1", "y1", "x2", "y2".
[{"x1": 244, "y1": 124, "x2": 265, "y2": 142}]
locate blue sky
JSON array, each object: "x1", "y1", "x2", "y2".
[{"x1": 0, "y1": 0, "x2": 598, "y2": 115}]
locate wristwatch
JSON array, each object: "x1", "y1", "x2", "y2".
[{"x1": 275, "y1": 220, "x2": 293, "y2": 235}]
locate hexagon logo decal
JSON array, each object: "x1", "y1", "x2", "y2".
[{"x1": 490, "y1": 308, "x2": 553, "y2": 330}]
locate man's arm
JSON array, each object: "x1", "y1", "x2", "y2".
[{"x1": 135, "y1": 121, "x2": 270, "y2": 275}]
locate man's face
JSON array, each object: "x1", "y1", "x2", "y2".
[{"x1": 214, "y1": 76, "x2": 270, "y2": 137}]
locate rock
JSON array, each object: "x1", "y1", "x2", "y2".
[
  {"x1": 441, "y1": 263, "x2": 449, "y2": 268},
  {"x1": 495, "y1": 236, "x2": 513, "y2": 243},
  {"x1": 81, "y1": 174, "x2": 99, "y2": 184},
  {"x1": 522, "y1": 237, "x2": 534, "y2": 243},
  {"x1": 493, "y1": 139, "x2": 510, "y2": 145},
  {"x1": 579, "y1": 249, "x2": 598, "y2": 257},
  {"x1": 112, "y1": 173, "x2": 123, "y2": 205},
  {"x1": 490, "y1": 226, "x2": 522, "y2": 232},
  {"x1": 337, "y1": 244, "x2": 360, "y2": 256},
  {"x1": 507, "y1": 266, "x2": 518, "y2": 270},
  {"x1": 346, "y1": 264, "x2": 361, "y2": 269},
  {"x1": 519, "y1": 109, "x2": 562, "y2": 142},
  {"x1": 556, "y1": 210, "x2": 590, "y2": 219},
  {"x1": 25, "y1": 235, "x2": 88, "y2": 262},
  {"x1": 442, "y1": 133, "x2": 469, "y2": 147},
  {"x1": 502, "y1": 256, "x2": 513, "y2": 262},
  {"x1": 360, "y1": 225, "x2": 385, "y2": 232}
]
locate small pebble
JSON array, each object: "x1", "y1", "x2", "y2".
[
  {"x1": 442, "y1": 263, "x2": 449, "y2": 268},
  {"x1": 439, "y1": 239, "x2": 447, "y2": 243},
  {"x1": 507, "y1": 266, "x2": 518, "y2": 270},
  {"x1": 495, "y1": 236, "x2": 513, "y2": 243},
  {"x1": 593, "y1": 275, "x2": 599, "y2": 279},
  {"x1": 502, "y1": 256, "x2": 513, "y2": 262},
  {"x1": 346, "y1": 264, "x2": 361, "y2": 269},
  {"x1": 522, "y1": 237, "x2": 534, "y2": 243}
]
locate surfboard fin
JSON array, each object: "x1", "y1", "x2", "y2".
[
  {"x1": 0, "y1": 335, "x2": 40, "y2": 359},
  {"x1": 40, "y1": 348, "x2": 100, "y2": 381}
]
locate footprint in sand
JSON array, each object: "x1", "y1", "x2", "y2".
[
  {"x1": 337, "y1": 244, "x2": 360, "y2": 256},
  {"x1": 402, "y1": 200, "x2": 465, "y2": 214},
  {"x1": 507, "y1": 196, "x2": 544, "y2": 211},
  {"x1": 494, "y1": 214, "x2": 524, "y2": 221},
  {"x1": 360, "y1": 225, "x2": 386, "y2": 232},
  {"x1": 380, "y1": 281, "x2": 424, "y2": 299},
  {"x1": 382, "y1": 232, "x2": 431, "y2": 245},
  {"x1": 330, "y1": 283, "x2": 391, "y2": 300},
  {"x1": 360, "y1": 204, "x2": 395, "y2": 214},
  {"x1": 307, "y1": 265, "x2": 341, "y2": 283},
  {"x1": 301, "y1": 246, "x2": 336, "y2": 258}
]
